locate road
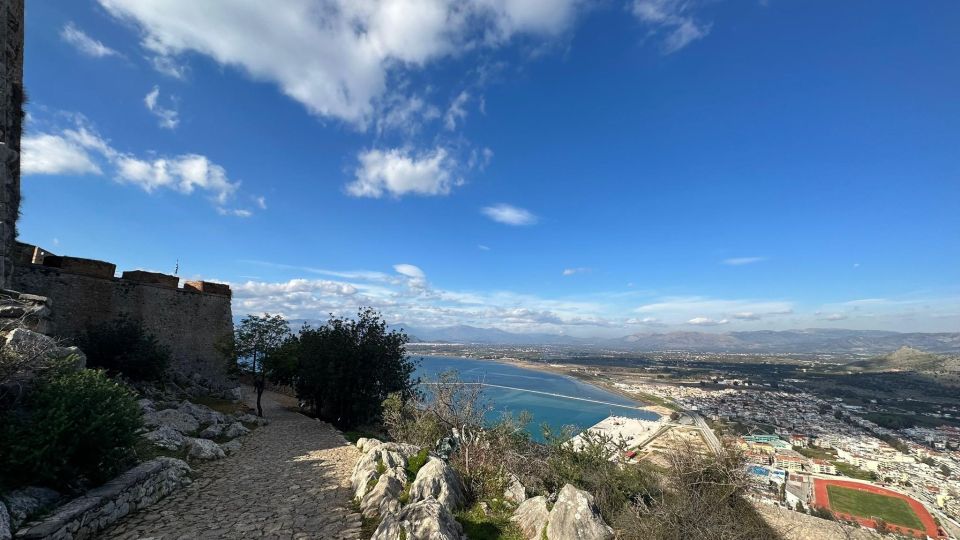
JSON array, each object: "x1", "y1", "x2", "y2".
[{"x1": 689, "y1": 411, "x2": 723, "y2": 455}]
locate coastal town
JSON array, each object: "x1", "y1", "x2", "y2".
[{"x1": 570, "y1": 372, "x2": 960, "y2": 539}]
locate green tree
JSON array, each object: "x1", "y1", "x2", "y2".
[
  {"x1": 295, "y1": 308, "x2": 416, "y2": 428},
  {"x1": 232, "y1": 313, "x2": 292, "y2": 417}
]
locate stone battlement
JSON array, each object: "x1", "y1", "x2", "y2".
[
  {"x1": 10, "y1": 242, "x2": 233, "y2": 386},
  {"x1": 14, "y1": 242, "x2": 231, "y2": 297}
]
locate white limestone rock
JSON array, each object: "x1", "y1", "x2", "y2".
[
  {"x1": 185, "y1": 438, "x2": 226, "y2": 461},
  {"x1": 179, "y1": 401, "x2": 226, "y2": 425},
  {"x1": 360, "y1": 475, "x2": 404, "y2": 519},
  {"x1": 545, "y1": 484, "x2": 614, "y2": 540},
  {"x1": 143, "y1": 408, "x2": 200, "y2": 434},
  {"x1": 2, "y1": 487, "x2": 59, "y2": 530},
  {"x1": 199, "y1": 423, "x2": 225, "y2": 439},
  {"x1": 3, "y1": 328, "x2": 55, "y2": 354},
  {"x1": 504, "y1": 473, "x2": 526, "y2": 504},
  {"x1": 511, "y1": 496, "x2": 550, "y2": 540},
  {"x1": 0, "y1": 501, "x2": 10, "y2": 540},
  {"x1": 408, "y1": 457, "x2": 466, "y2": 512},
  {"x1": 143, "y1": 426, "x2": 186, "y2": 451},
  {"x1": 223, "y1": 422, "x2": 250, "y2": 438},
  {"x1": 357, "y1": 437, "x2": 383, "y2": 454},
  {"x1": 371, "y1": 499, "x2": 465, "y2": 540},
  {"x1": 237, "y1": 413, "x2": 269, "y2": 426},
  {"x1": 379, "y1": 441, "x2": 420, "y2": 457}
]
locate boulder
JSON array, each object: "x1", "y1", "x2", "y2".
[
  {"x1": 504, "y1": 473, "x2": 526, "y2": 504},
  {"x1": 143, "y1": 425, "x2": 186, "y2": 451},
  {"x1": 228, "y1": 386, "x2": 243, "y2": 402},
  {"x1": 185, "y1": 438, "x2": 226, "y2": 461},
  {"x1": 408, "y1": 457, "x2": 466, "y2": 512},
  {"x1": 372, "y1": 499, "x2": 465, "y2": 540},
  {"x1": 223, "y1": 422, "x2": 251, "y2": 438},
  {"x1": 179, "y1": 401, "x2": 226, "y2": 425},
  {"x1": 199, "y1": 424, "x2": 225, "y2": 439},
  {"x1": 237, "y1": 413, "x2": 269, "y2": 426},
  {"x1": 0, "y1": 502, "x2": 10, "y2": 540},
  {"x1": 357, "y1": 437, "x2": 383, "y2": 454},
  {"x1": 47, "y1": 346, "x2": 86, "y2": 369},
  {"x1": 379, "y1": 441, "x2": 420, "y2": 457},
  {"x1": 353, "y1": 468, "x2": 379, "y2": 500},
  {"x1": 511, "y1": 496, "x2": 550, "y2": 540},
  {"x1": 360, "y1": 475, "x2": 404, "y2": 519},
  {"x1": 545, "y1": 484, "x2": 613, "y2": 540},
  {"x1": 137, "y1": 398, "x2": 157, "y2": 413},
  {"x1": 3, "y1": 328, "x2": 55, "y2": 354},
  {"x1": 222, "y1": 439, "x2": 242, "y2": 455},
  {"x1": 383, "y1": 466, "x2": 410, "y2": 486},
  {"x1": 2, "y1": 487, "x2": 59, "y2": 530},
  {"x1": 143, "y1": 408, "x2": 200, "y2": 434}
]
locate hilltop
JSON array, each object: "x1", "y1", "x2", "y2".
[{"x1": 848, "y1": 346, "x2": 960, "y2": 373}]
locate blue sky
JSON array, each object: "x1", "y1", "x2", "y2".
[{"x1": 19, "y1": 0, "x2": 960, "y2": 335}]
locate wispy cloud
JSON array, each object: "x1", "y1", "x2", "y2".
[
  {"x1": 562, "y1": 267, "x2": 590, "y2": 276},
  {"x1": 482, "y1": 203, "x2": 538, "y2": 226},
  {"x1": 722, "y1": 256, "x2": 767, "y2": 266},
  {"x1": 144, "y1": 86, "x2": 180, "y2": 129},
  {"x1": 22, "y1": 113, "x2": 252, "y2": 216},
  {"x1": 631, "y1": 0, "x2": 711, "y2": 53},
  {"x1": 60, "y1": 22, "x2": 120, "y2": 58},
  {"x1": 688, "y1": 317, "x2": 729, "y2": 326}
]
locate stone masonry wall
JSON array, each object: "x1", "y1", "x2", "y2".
[
  {"x1": 0, "y1": 0, "x2": 24, "y2": 289},
  {"x1": 15, "y1": 458, "x2": 192, "y2": 540},
  {"x1": 11, "y1": 250, "x2": 233, "y2": 386}
]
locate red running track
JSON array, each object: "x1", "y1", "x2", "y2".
[{"x1": 812, "y1": 478, "x2": 942, "y2": 539}]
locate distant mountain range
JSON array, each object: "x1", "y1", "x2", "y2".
[{"x1": 400, "y1": 324, "x2": 960, "y2": 355}]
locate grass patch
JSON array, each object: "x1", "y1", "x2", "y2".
[
  {"x1": 795, "y1": 446, "x2": 837, "y2": 460},
  {"x1": 826, "y1": 485, "x2": 923, "y2": 530},
  {"x1": 455, "y1": 503, "x2": 525, "y2": 540},
  {"x1": 834, "y1": 462, "x2": 876, "y2": 481}
]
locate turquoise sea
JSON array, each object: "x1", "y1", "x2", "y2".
[{"x1": 414, "y1": 356, "x2": 659, "y2": 441}]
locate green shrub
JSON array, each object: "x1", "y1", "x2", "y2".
[
  {"x1": 0, "y1": 369, "x2": 142, "y2": 488},
  {"x1": 78, "y1": 317, "x2": 171, "y2": 381},
  {"x1": 406, "y1": 448, "x2": 430, "y2": 479}
]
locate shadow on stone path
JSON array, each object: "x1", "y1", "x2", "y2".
[{"x1": 98, "y1": 390, "x2": 362, "y2": 540}]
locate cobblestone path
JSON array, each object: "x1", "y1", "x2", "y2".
[{"x1": 99, "y1": 390, "x2": 363, "y2": 539}]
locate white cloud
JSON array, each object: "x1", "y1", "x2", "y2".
[
  {"x1": 636, "y1": 295, "x2": 793, "y2": 324},
  {"x1": 98, "y1": 0, "x2": 582, "y2": 128},
  {"x1": 144, "y1": 86, "x2": 180, "y2": 129},
  {"x1": 632, "y1": 0, "x2": 710, "y2": 53},
  {"x1": 562, "y1": 267, "x2": 590, "y2": 276},
  {"x1": 688, "y1": 317, "x2": 728, "y2": 326},
  {"x1": 60, "y1": 22, "x2": 121, "y2": 58},
  {"x1": 481, "y1": 203, "x2": 537, "y2": 225},
  {"x1": 393, "y1": 264, "x2": 426, "y2": 280},
  {"x1": 722, "y1": 256, "x2": 766, "y2": 266},
  {"x1": 23, "y1": 115, "x2": 244, "y2": 212},
  {"x1": 626, "y1": 317, "x2": 660, "y2": 325},
  {"x1": 347, "y1": 147, "x2": 458, "y2": 198},
  {"x1": 444, "y1": 91, "x2": 470, "y2": 131},
  {"x1": 478, "y1": 244, "x2": 491, "y2": 251},
  {"x1": 21, "y1": 133, "x2": 102, "y2": 175},
  {"x1": 254, "y1": 196, "x2": 267, "y2": 209},
  {"x1": 732, "y1": 312, "x2": 760, "y2": 320},
  {"x1": 151, "y1": 55, "x2": 188, "y2": 79},
  {"x1": 822, "y1": 313, "x2": 847, "y2": 321}
]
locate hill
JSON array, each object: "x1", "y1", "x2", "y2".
[{"x1": 848, "y1": 346, "x2": 960, "y2": 373}]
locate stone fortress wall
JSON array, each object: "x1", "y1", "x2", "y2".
[
  {"x1": 11, "y1": 242, "x2": 234, "y2": 385},
  {"x1": 0, "y1": 0, "x2": 25, "y2": 288}
]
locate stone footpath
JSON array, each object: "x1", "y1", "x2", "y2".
[{"x1": 98, "y1": 390, "x2": 362, "y2": 540}]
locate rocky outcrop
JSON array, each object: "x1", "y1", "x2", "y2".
[
  {"x1": 224, "y1": 421, "x2": 251, "y2": 438},
  {"x1": 350, "y1": 440, "x2": 418, "y2": 500},
  {"x1": 0, "y1": 501, "x2": 10, "y2": 540},
  {"x1": 371, "y1": 499, "x2": 465, "y2": 540},
  {"x1": 185, "y1": 437, "x2": 226, "y2": 461},
  {"x1": 14, "y1": 458, "x2": 190, "y2": 540},
  {"x1": 511, "y1": 496, "x2": 550, "y2": 539},
  {"x1": 142, "y1": 426, "x2": 186, "y2": 451},
  {"x1": 221, "y1": 439, "x2": 242, "y2": 455},
  {"x1": 199, "y1": 423, "x2": 225, "y2": 439},
  {"x1": 360, "y1": 475, "x2": 404, "y2": 519},
  {"x1": 408, "y1": 457, "x2": 466, "y2": 512},
  {"x1": 504, "y1": 473, "x2": 526, "y2": 504},
  {"x1": 178, "y1": 400, "x2": 226, "y2": 425},
  {"x1": 2, "y1": 487, "x2": 59, "y2": 531},
  {"x1": 545, "y1": 484, "x2": 614, "y2": 540},
  {"x1": 356, "y1": 437, "x2": 383, "y2": 454},
  {"x1": 143, "y1": 408, "x2": 200, "y2": 434}
]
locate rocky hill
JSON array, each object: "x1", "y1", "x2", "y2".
[{"x1": 847, "y1": 346, "x2": 960, "y2": 373}]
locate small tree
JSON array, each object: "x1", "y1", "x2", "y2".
[{"x1": 233, "y1": 313, "x2": 291, "y2": 417}]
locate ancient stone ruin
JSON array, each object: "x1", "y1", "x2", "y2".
[{"x1": 10, "y1": 242, "x2": 233, "y2": 386}]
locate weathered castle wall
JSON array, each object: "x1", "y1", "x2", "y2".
[
  {"x1": 11, "y1": 247, "x2": 233, "y2": 386},
  {"x1": 0, "y1": 0, "x2": 24, "y2": 289}
]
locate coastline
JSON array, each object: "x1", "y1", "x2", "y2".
[{"x1": 418, "y1": 353, "x2": 675, "y2": 417}]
